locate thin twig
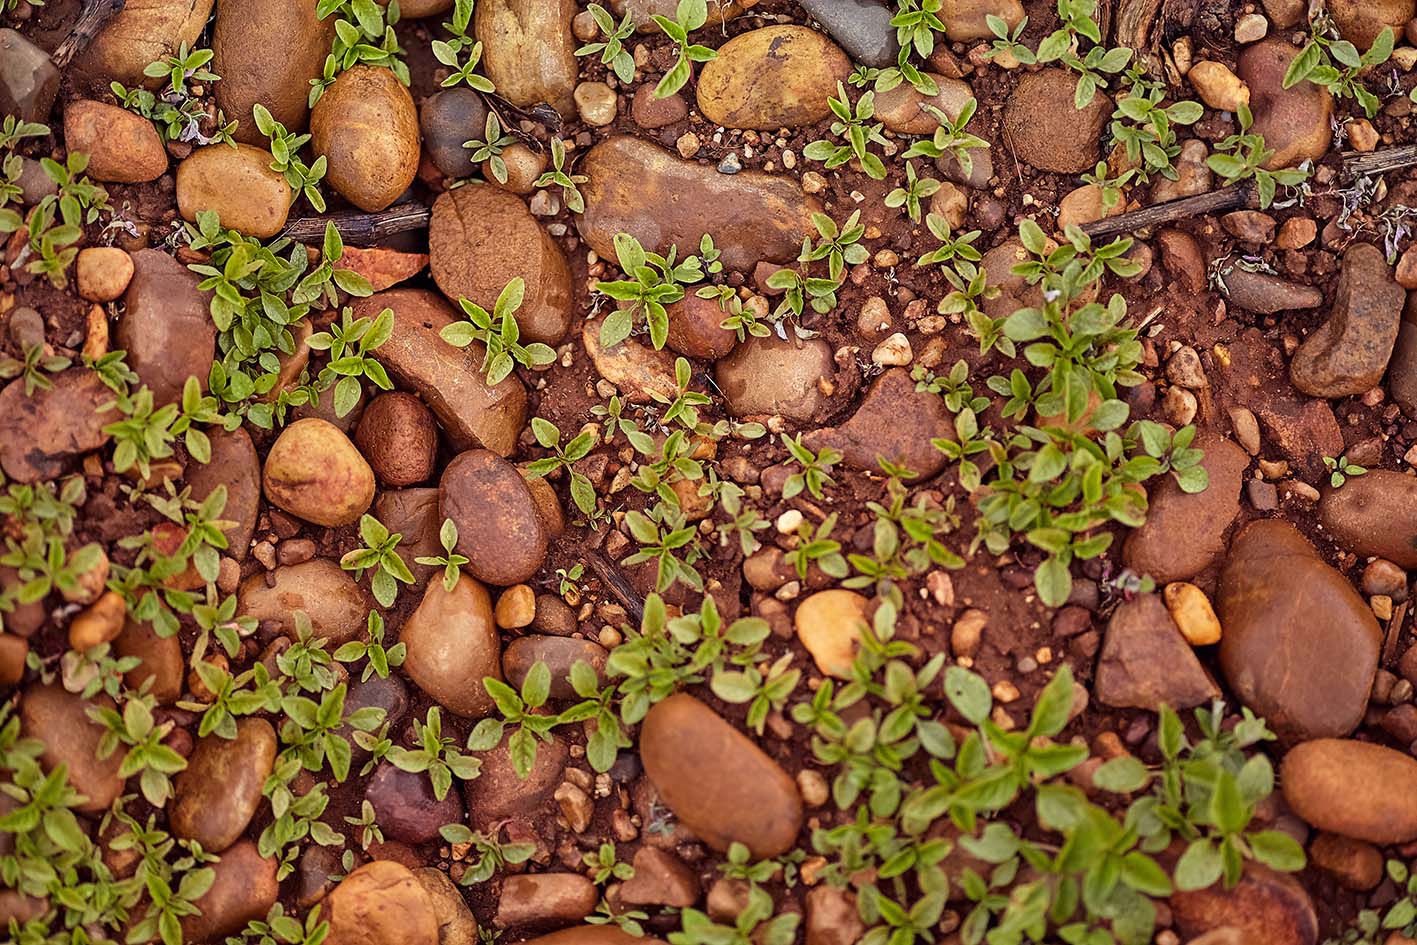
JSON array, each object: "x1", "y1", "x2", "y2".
[
  {"x1": 586, "y1": 550, "x2": 645, "y2": 625},
  {"x1": 279, "y1": 203, "x2": 431, "y2": 245},
  {"x1": 51, "y1": 0, "x2": 125, "y2": 69}
]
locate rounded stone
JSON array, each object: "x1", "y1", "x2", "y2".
[
  {"x1": 176, "y1": 143, "x2": 292, "y2": 238},
  {"x1": 400, "y1": 573, "x2": 502, "y2": 717},
  {"x1": 695, "y1": 26, "x2": 852, "y2": 130},
  {"x1": 171, "y1": 717, "x2": 277, "y2": 852},
  {"x1": 263, "y1": 418, "x2": 375, "y2": 527},
  {"x1": 310, "y1": 65, "x2": 420, "y2": 212}
]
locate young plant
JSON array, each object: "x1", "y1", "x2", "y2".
[
  {"x1": 88, "y1": 693, "x2": 189, "y2": 806},
  {"x1": 252, "y1": 103, "x2": 327, "y2": 210},
  {"x1": 805, "y1": 83, "x2": 889, "y2": 180},
  {"x1": 414, "y1": 518, "x2": 471, "y2": 591},
  {"x1": 433, "y1": 0, "x2": 495, "y2": 92},
  {"x1": 1206, "y1": 105, "x2": 1311, "y2": 210},
  {"x1": 333, "y1": 610, "x2": 407, "y2": 681},
  {"x1": 901, "y1": 99, "x2": 989, "y2": 177},
  {"x1": 576, "y1": 3, "x2": 636, "y2": 84},
  {"x1": 0, "y1": 340, "x2": 70, "y2": 394},
  {"x1": 306, "y1": 304, "x2": 394, "y2": 418},
  {"x1": 710, "y1": 652, "x2": 801, "y2": 735},
  {"x1": 475, "y1": 661, "x2": 597, "y2": 778},
  {"x1": 463, "y1": 112, "x2": 517, "y2": 184},
  {"x1": 781, "y1": 434, "x2": 841, "y2": 500},
  {"x1": 583, "y1": 842, "x2": 635, "y2": 885},
  {"x1": 339, "y1": 514, "x2": 415, "y2": 607},
  {"x1": 439, "y1": 824, "x2": 537, "y2": 884},
  {"x1": 1324, "y1": 453, "x2": 1367, "y2": 488},
  {"x1": 595, "y1": 233, "x2": 705, "y2": 349},
  {"x1": 526, "y1": 417, "x2": 598, "y2": 517},
  {"x1": 310, "y1": 0, "x2": 408, "y2": 105},
  {"x1": 651, "y1": 0, "x2": 717, "y2": 98},
  {"x1": 387, "y1": 706, "x2": 482, "y2": 800},
  {"x1": 885, "y1": 161, "x2": 941, "y2": 223},
  {"x1": 1285, "y1": 20, "x2": 1393, "y2": 118},
  {"x1": 439, "y1": 276, "x2": 557, "y2": 384},
  {"x1": 801, "y1": 210, "x2": 870, "y2": 282},
  {"x1": 534, "y1": 137, "x2": 590, "y2": 213}
]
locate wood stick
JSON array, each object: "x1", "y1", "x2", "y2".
[
  {"x1": 586, "y1": 550, "x2": 645, "y2": 625},
  {"x1": 1082, "y1": 143, "x2": 1417, "y2": 239},
  {"x1": 51, "y1": 0, "x2": 125, "y2": 69},
  {"x1": 279, "y1": 203, "x2": 431, "y2": 245}
]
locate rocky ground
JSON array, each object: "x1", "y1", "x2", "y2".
[{"x1": 8, "y1": 0, "x2": 1417, "y2": 944}]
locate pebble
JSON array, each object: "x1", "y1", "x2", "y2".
[
  {"x1": 365, "y1": 763, "x2": 466, "y2": 844},
  {"x1": 1170, "y1": 862, "x2": 1317, "y2": 945},
  {"x1": 695, "y1": 26, "x2": 850, "y2": 130},
  {"x1": 665, "y1": 293, "x2": 737, "y2": 360},
  {"x1": 715, "y1": 335, "x2": 836, "y2": 422},
  {"x1": 1217, "y1": 521, "x2": 1380, "y2": 739},
  {"x1": 1277, "y1": 217, "x2": 1316, "y2": 249},
  {"x1": 1327, "y1": 0, "x2": 1414, "y2": 49},
  {"x1": 68, "y1": 590, "x2": 126, "y2": 651},
  {"x1": 794, "y1": 589, "x2": 867, "y2": 678},
  {"x1": 870, "y1": 332, "x2": 912, "y2": 366},
  {"x1": 1308, "y1": 833, "x2": 1383, "y2": 891},
  {"x1": 798, "y1": 0, "x2": 900, "y2": 68},
  {"x1": 574, "y1": 81, "x2": 617, "y2": 126},
  {"x1": 419, "y1": 88, "x2": 488, "y2": 178},
  {"x1": 212, "y1": 0, "x2": 332, "y2": 144},
  {"x1": 619, "y1": 848, "x2": 698, "y2": 907},
  {"x1": 62, "y1": 100, "x2": 167, "y2": 183},
  {"x1": 20, "y1": 684, "x2": 124, "y2": 813},
  {"x1": 354, "y1": 392, "x2": 437, "y2": 487},
  {"x1": 76, "y1": 0, "x2": 212, "y2": 85},
  {"x1": 176, "y1": 143, "x2": 292, "y2": 238},
  {"x1": 187, "y1": 427, "x2": 261, "y2": 559},
  {"x1": 237, "y1": 559, "x2": 374, "y2": 644},
  {"x1": 180, "y1": 842, "x2": 279, "y2": 943},
  {"x1": 440, "y1": 449, "x2": 548, "y2": 585},
  {"x1": 1282, "y1": 738, "x2": 1417, "y2": 843},
  {"x1": 171, "y1": 718, "x2": 276, "y2": 852},
  {"x1": 1238, "y1": 39, "x2": 1333, "y2": 169},
  {"x1": 630, "y1": 86, "x2": 687, "y2": 128},
  {"x1": 1234, "y1": 13, "x2": 1269, "y2": 42},
  {"x1": 0, "y1": 29, "x2": 58, "y2": 123},
  {"x1": 429, "y1": 184, "x2": 572, "y2": 345},
  {"x1": 401, "y1": 574, "x2": 502, "y2": 717},
  {"x1": 326, "y1": 861, "x2": 439, "y2": 945},
  {"x1": 76, "y1": 248, "x2": 134, "y2": 302},
  {"x1": 1221, "y1": 210, "x2": 1275, "y2": 244},
  {"x1": 477, "y1": 0, "x2": 578, "y2": 115},
  {"x1": 464, "y1": 733, "x2": 568, "y2": 826},
  {"x1": 502, "y1": 636, "x2": 607, "y2": 698},
  {"x1": 0, "y1": 368, "x2": 113, "y2": 484},
  {"x1": 1291, "y1": 243, "x2": 1404, "y2": 398},
  {"x1": 310, "y1": 65, "x2": 419, "y2": 212},
  {"x1": 804, "y1": 367, "x2": 953, "y2": 481},
  {"x1": 1123, "y1": 434, "x2": 1248, "y2": 582},
  {"x1": 875, "y1": 74, "x2": 974, "y2": 135},
  {"x1": 1095, "y1": 594, "x2": 1220, "y2": 710},
  {"x1": 263, "y1": 418, "x2": 375, "y2": 527},
  {"x1": 119, "y1": 249, "x2": 217, "y2": 406},
  {"x1": 352, "y1": 291, "x2": 527, "y2": 456},
  {"x1": 1319, "y1": 469, "x2": 1417, "y2": 568},
  {"x1": 1003, "y1": 70, "x2": 1110, "y2": 174},
  {"x1": 578, "y1": 136, "x2": 820, "y2": 272},
  {"x1": 494, "y1": 874, "x2": 597, "y2": 929},
  {"x1": 1164, "y1": 582, "x2": 1223, "y2": 645},
  {"x1": 1220, "y1": 267, "x2": 1323, "y2": 314},
  {"x1": 640, "y1": 694, "x2": 803, "y2": 857},
  {"x1": 1188, "y1": 61, "x2": 1250, "y2": 113},
  {"x1": 415, "y1": 868, "x2": 480, "y2": 945},
  {"x1": 114, "y1": 618, "x2": 183, "y2": 703}
]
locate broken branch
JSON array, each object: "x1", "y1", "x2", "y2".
[{"x1": 51, "y1": 0, "x2": 125, "y2": 69}]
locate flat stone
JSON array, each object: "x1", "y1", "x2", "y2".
[
  {"x1": 1319, "y1": 469, "x2": 1417, "y2": 568},
  {"x1": 415, "y1": 868, "x2": 479, "y2": 945},
  {"x1": 439, "y1": 449, "x2": 548, "y2": 586},
  {"x1": 715, "y1": 335, "x2": 836, "y2": 422},
  {"x1": 1221, "y1": 267, "x2": 1324, "y2": 314},
  {"x1": 63, "y1": 100, "x2": 167, "y2": 183},
  {"x1": 351, "y1": 290, "x2": 527, "y2": 456},
  {"x1": 1095, "y1": 594, "x2": 1220, "y2": 710},
  {"x1": 804, "y1": 367, "x2": 954, "y2": 481},
  {"x1": 578, "y1": 136, "x2": 821, "y2": 272},
  {"x1": 1217, "y1": 520, "x2": 1380, "y2": 739},
  {"x1": 185, "y1": 427, "x2": 260, "y2": 559},
  {"x1": 326, "y1": 860, "x2": 439, "y2": 945},
  {"x1": 494, "y1": 874, "x2": 597, "y2": 929},
  {"x1": 1122, "y1": 434, "x2": 1249, "y2": 583},
  {"x1": 0, "y1": 369, "x2": 114, "y2": 483},
  {"x1": 799, "y1": 0, "x2": 900, "y2": 68},
  {"x1": 464, "y1": 732, "x2": 567, "y2": 826},
  {"x1": 1002, "y1": 70, "x2": 1110, "y2": 174},
  {"x1": 1291, "y1": 243, "x2": 1404, "y2": 398},
  {"x1": 0, "y1": 29, "x2": 58, "y2": 124},
  {"x1": 119, "y1": 249, "x2": 216, "y2": 405},
  {"x1": 1170, "y1": 862, "x2": 1317, "y2": 945},
  {"x1": 640, "y1": 693, "x2": 803, "y2": 857},
  {"x1": 237, "y1": 559, "x2": 374, "y2": 644}
]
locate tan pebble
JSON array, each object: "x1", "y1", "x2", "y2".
[
  {"x1": 1188, "y1": 60, "x2": 1250, "y2": 113},
  {"x1": 495, "y1": 584, "x2": 536, "y2": 629},
  {"x1": 795, "y1": 769, "x2": 829, "y2": 807},
  {"x1": 992, "y1": 680, "x2": 1020, "y2": 703},
  {"x1": 1228, "y1": 405, "x2": 1261, "y2": 455},
  {"x1": 793, "y1": 589, "x2": 868, "y2": 678},
  {"x1": 1348, "y1": 119, "x2": 1380, "y2": 152},
  {"x1": 1373, "y1": 595, "x2": 1395, "y2": 621},
  {"x1": 951, "y1": 608, "x2": 987, "y2": 658},
  {"x1": 68, "y1": 590, "x2": 127, "y2": 651},
  {"x1": 77, "y1": 248, "x2": 134, "y2": 302},
  {"x1": 1163, "y1": 582, "x2": 1222, "y2": 645},
  {"x1": 871, "y1": 332, "x2": 912, "y2": 366},
  {"x1": 676, "y1": 132, "x2": 701, "y2": 158}
]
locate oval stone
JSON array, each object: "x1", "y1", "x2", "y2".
[
  {"x1": 577, "y1": 136, "x2": 821, "y2": 272},
  {"x1": 1170, "y1": 861, "x2": 1317, "y2": 945},
  {"x1": 639, "y1": 693, "x2": 803, "y2": 857},
  {"x1": 1281, "y1": 738, "x2": 1417, "y2": 844},
  {"x1": 1002, "y1": 70, "x2": 1110, "y2": 174},
  {"x1": 400, "y1": 573, "x2": 502, "y2": 717},
  {"x1": 176, "y1": 143, "x2": 292, "y2": 238},
  {"x1": 180, "y1": 841, "x2": 279, "y2": 944},
  {"x1": 715, "y1": 335, "x2": 836, "y2": 422},
  {"x1": 1216, "y1": 520, "x2": 1380, "y2": 739},
  {"x1": 522, "y1": 929, "x2": 665, "y2": 945},
  {"x1": 439, "y1": 450, "x2": 548, "y2": 586},
  {"x1": 310, "y1": 65, "x2": 419, "y2": 212},
  {"x1": 1319, "y1": 469, "x2": 1417, "y2": 568},
  {"x1": 1237, "y1": 39, "x2": 1333, "y2": 169},
  {"x1": 475, "y1": 0, "x2": 578, "y2": 115},
  {"x1": 465, "y1": 732, "x2": 568, "y2": 826},
  {"x1": 238, "y1": 559, "x2": 375, "y2": 644},
  {"x1": 185, "y1": 426, "x2": 261, "y2": 560},
  {"x1": 171, "y1": 717, "x2": 276, "y2": 852},
  {"x1": 502, "y1": 636, "x2": 608, "y2": 699},
  {"x1": 696, "y1": 26, "x2": 851, "y2": 130},
  {"x1": 365, "y1": 763, "x2": 466, "y2": 844},
  {"x1": 20, "y1": 684, "x2": 125, "y2": 813},
  {"x1": 429, "y1": 185, "x2": 572, "y2": 345},
  {"x1": 114, "y1": 618, "x2": 183, "y2": 704},
  {"x1": 263, "y1": 418, "x2": 375, "y2": 527},
  {"x1": 212, "y1": 0, "x2": 333, "y2": 144}
]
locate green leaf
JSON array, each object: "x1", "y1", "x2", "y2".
[{"x1": 944, "y1": 666, "x2": 991, "y2": 725}]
